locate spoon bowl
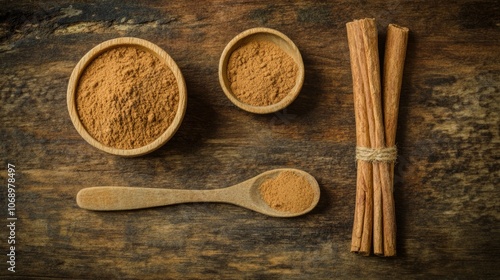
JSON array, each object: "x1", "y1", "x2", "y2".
[
  {"x1": 245, "y1": 169, "x2": 320, "y2": 217},
  {"x1": 76, "y1": 168, "x2": 320, "y2": 218}
]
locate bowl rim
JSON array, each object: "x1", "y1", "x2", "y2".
[
  {"x1": 67, "y1": 37, "x2": 187, "y2": 157},
  {"x1": 218, "y1": 27, "x2": 305, "y2": 114}
]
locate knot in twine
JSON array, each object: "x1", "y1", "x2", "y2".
[{"x1": 356, "y1": 146, "x2": 397, "y2": 162}]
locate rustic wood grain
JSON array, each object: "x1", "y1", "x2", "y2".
[{"x1": 1, "y1": 0, "x2": 499, "y2": 279}]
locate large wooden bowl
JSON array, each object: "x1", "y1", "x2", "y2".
[{"x1": 67, "y1": 37, "x2": 187, "y2": 157}]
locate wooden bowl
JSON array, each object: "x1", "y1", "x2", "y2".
[
  {"x1": 219, "y1": 27, "x2": 304, "y2": 114},
  {"x1": 67, "y1": 37, "x2": 187, "y2": 157}
]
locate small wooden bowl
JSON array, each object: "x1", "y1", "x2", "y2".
[
  {"x1": 67, "y1": 37, "x2": 187, "y2": 157},
  {"x1": 219, "y1": 27, "x2": 304, "y2": 114}
]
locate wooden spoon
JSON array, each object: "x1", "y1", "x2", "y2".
[{"x1": 76, "y1": 168, "x2": 320, "y2": 218}]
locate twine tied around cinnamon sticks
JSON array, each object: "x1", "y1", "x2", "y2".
[
  {"x1": 356, "y1": 146, "x2": 397, "y2": 163},
  {"x1": 346, "y1": 18, "x2": 409, "y2": 257}
]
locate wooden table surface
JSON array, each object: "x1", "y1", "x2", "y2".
[{"x1": 1, "y1": 1, "x2": 499, "y2": 279}]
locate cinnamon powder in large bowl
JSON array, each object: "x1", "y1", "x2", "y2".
[{"x1": 67, "y1": 37, "x2": 187, "y2": 157}]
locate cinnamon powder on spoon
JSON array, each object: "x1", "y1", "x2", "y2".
[
  {"x1": 76, "y1": 46, "x2": 179, "y2": 149},
  {"x1": 259, "y1": 171, "x2": 315, "y2": 213}
]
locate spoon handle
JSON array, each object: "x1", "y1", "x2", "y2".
[{"x1": 77, "y1": 186, "x2": 237, "y2": 211}]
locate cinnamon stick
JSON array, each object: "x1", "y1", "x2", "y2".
[
  {"x1": 347, "y1": 18, "x2": 381, "y2": 255},
  {"x1": 347, "y1": 21, "x2": 372, "y2": 254},
  {"x1": 357, "y1": 18, "x2": 387, "y2": 256},
  {"x1": 381, "y1": 23, "x2": 409, "y2": 257}
]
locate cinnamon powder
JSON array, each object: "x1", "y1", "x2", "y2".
[
  {"x1": 227, "y1": 40, "x2": 298, "y2": 106},
  {"x1": 259, "y1": 171, "x2": 315, "y2": 213},
  {"x1": 76, "y1": 46, "x2": 179, "y2": 149}
]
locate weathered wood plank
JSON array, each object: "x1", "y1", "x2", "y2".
[{"x1": 1, "y1": 0, "x2": 499, "y2": 278}]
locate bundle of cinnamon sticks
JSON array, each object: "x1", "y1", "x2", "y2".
[{"x1": 346, "y1": 18, "x2": 409, "y2": 257}]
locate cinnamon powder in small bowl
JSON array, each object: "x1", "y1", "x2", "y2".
[
  {"x1": 67, "y1": 37, "x2": 187, "y2": 156},
  {"x1": 227, "y1": 40, "x2": 298, "y2": 107},
  {"x1": 219, "y1": 27, "x2": 304, "y2": 114}
]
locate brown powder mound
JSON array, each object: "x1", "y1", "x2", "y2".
[
  {"x1": 227, "y1": 40, "x2": 298, "y2": 106},
  {"x1": 76, "y1": 46, "x2": 179, "y2": 149},
  {"x1": 259, "y1": 171, "x2": 315, "y2": 213}
]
